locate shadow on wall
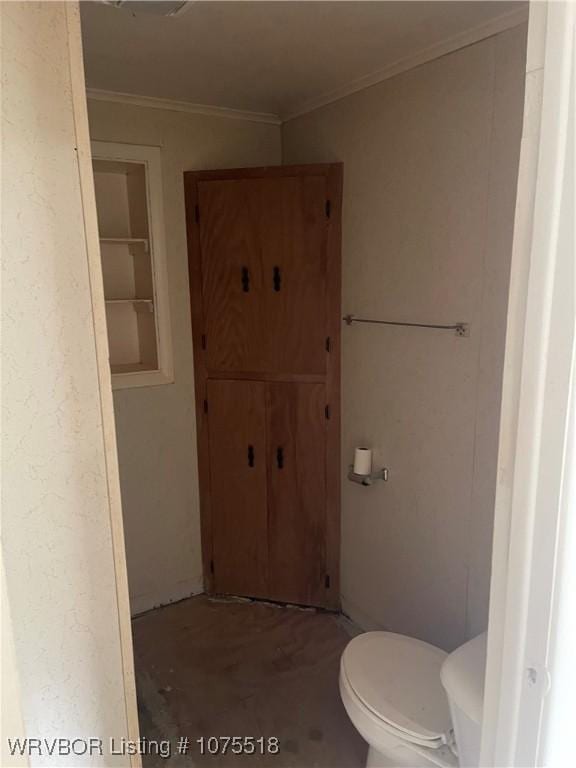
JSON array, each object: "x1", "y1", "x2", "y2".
[{"x1": 283, "y1": 23, "x2": 527, "y2": 651}]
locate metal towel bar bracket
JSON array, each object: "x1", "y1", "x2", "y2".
[{"x1": 343, "y1": 314, "x2": 469, "y2": 337}]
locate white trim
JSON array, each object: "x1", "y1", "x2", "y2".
[
  {"x1": 65, "y1": 5, "x2": 141, "y2": 766},
  {"x1": 112, "y1": 369, "x2": 174, "y2": 390},
  {"x1": 130, "y1": 581, "x2": 203, "y2": 618},
  {"x1": 481, "y1": 1, "x2": 576, "y2": 765},
  {"x1": 86, "y1": 88, "x2": 282, "y2": 126},
  {"x1": 91, "y1": 140, "x2": 175, "y2": 390},
  {"x1": 282, "y1": 5, "x2": 529, "y2": 121},
  {"x1": 341, "y1": 595, "x2": 387, "y2": 633},
  {"x1": 86, "y1": 6, "x2": 528, "y2": 127},
  {"x1": 1, "y1": 557, "x2": 29, "y2": 768}
]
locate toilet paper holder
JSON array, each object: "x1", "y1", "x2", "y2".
[{"x1": 348, "y1": 466, "x2": 389, "y2": 486}]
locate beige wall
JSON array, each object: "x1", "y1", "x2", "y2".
[
  {"x1": 87, "y1": 26, "x2": 524, "y2": 644},
  {"x1": 87, "y1": 100, "x2": 281, "y2": 614},
  {"x1": 283, "y1": 26, "x2": 526, "y2": 650},
  {"x1": 2, "y1": 2, "x2": 132, "y2": 762}
]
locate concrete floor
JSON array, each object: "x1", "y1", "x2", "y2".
[{"x1": 133, "y1": 595, "x2": 366, "y2": 767}]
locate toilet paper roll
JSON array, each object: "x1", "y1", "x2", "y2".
[{"x1": 353, "y1": 447, "x2": 372, "y2": 476}]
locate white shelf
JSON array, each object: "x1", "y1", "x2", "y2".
[
  {"x1": 100, "y1": 237, "x2": 149, "y2": 252},
  {"x1": 105, "y1": 298, "x2": 154, "y2": 315},
  {"x1": 110, "y1": 362, "x2": 156, "y2": 375},
  {"x1": 105, "y1": 298, "x2": 153, "y2": 304}
]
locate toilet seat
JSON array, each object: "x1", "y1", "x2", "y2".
[{"x1": 341, "y1": 632, "x2": 453, "y2": 749}]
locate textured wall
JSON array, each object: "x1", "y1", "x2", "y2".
[
  {"x1": 2, "y1": 2, "x2": 131, "y2": 763},
  {"x1": 87, "y1": 100, "x2": 281, "y2": 614},
  {"x1": 283, "y1": 26, "x2": 526, "y2": 650}
]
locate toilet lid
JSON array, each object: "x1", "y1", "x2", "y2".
[{"x1": 341, "y1": 632, "x2": 452, "y2": 744}]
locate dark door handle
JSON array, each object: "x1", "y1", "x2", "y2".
[
  {"x1": 248, "y1": 445, "x2": 255, "y2": 467},
  {"x1": 241, "y1": 266, "x2": 250, "y2": 292},
  {"x1": 273, "y1": 266, "x2": 281, "y2": 292},
  {"x1": 276, "y1": 446, "x2": 284, "y2": 469}
]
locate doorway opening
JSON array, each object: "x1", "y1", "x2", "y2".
[{"x1": 80, "y1": 1, "x2": 529, "y2": 765}]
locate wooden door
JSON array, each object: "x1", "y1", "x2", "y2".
[
  {"x1": 267, "y1": 382, "x2": 327, "y2": 606},
  {"x1": 260, "y1": 176, "x2": 327, "y2": 375},
  {"x1": 197, "y1": 174, "x2": 327, "y2": 375},
  {"x1": 198, "y1": 180, "x2": 266, "y2": 373},
  {"x1": 207, "y1": 379, "x2": 268, "y2": 598},
  {"x1": 185, "y1": 164, "x2": 342, "y2": 610}
]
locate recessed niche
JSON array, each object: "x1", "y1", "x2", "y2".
[{"x1": 92, "y1": 143, "x2": 173, "y2": 387}]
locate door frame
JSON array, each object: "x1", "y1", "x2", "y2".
[
  {"x1": 480, "y1": 1, "x2": 576, "y2": 764},
  {"x1": 66, "y1": 2, "x2": 141, "y2": 764},
  {"x1": 68, "y1": 0, "x2": 574, "y2": 760},
  {"x1": 183, "y1": 164, "x2": 343, "y2": 608}
]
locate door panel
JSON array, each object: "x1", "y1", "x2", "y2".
[
  {"x1": 267, "y1": 382, "x2": 327, "y2": 606},
  {"x1": 207, "y1": 379, "x2": 268, "y2": 598},
  {"x1": 199, "y1": 175, "x2": 327, "y2": 376},
  {"x1": 199, "y1": 180, "x2": 265, "y2": 372},
  {"x1": 186, "y1": 164, "x2": 341, "y2": 609},
  {"x1": 260, "y1": 176, "x2": 328, "y2": 375}
]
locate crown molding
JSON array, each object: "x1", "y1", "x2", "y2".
[
  {"x1": 86, "y1": 88, "x2": 282, "y2": 126},
  {"x1": 282, "y1": 5, "x2": 529, "y2": 122},
  {"x1": 86, "y1": 6, "x2": 528, "y2": 128}
]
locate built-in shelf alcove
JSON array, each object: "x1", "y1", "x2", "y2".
[{"x1": 92, "y1": 143, "x2": 173, "y2": 388}]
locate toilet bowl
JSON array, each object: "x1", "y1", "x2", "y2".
[
  {"x1": 340, "y1": 631, "x2": 457, "y2": 767},
  {"x1": 340, "y1": 630, "x2": 484, "y2": 768}
]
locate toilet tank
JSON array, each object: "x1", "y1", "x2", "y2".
[{"x1": 440, "y1": 633, "x2": 487, "y2": 767}]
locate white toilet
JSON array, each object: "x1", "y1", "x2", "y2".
[{"x1": 339, "y1": 630, "x2": 487, "y2": 767}]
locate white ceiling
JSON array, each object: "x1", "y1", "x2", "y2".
[{"x1": 81, "y1": 1, "x2": 527, "y2": 121}]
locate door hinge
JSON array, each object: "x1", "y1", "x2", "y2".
[
  {"x1": 325, "y1": 199, "x2": 331, "y2": 219},
  {"x1": 325, "y1": 574, "x2": 331, "y2": 589},
  {"x1": 203, "y1": 399, "x2": 208, "y2": 414},
  {"x1": 210, "y1": 559, "x2": 214, "y2": 575},
  {"x1": 201, "y1": 334, "x2": 207, "y2": 350},
  {"x1": 326, "y1": 336, "x2": 331, "y2": 352},
  {"x1": 325, "y1": 404, "x2": 331, "y2": 420},
  {"x1": 195, "y1": 204, "x2": 200, "y2": 223}
]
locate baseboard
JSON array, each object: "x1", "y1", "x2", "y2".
[
  {"x1": 341, "y1": 595, "x2": 387, "y2": 633},
  {"x1": 130, "y1": 579, "x2": 203, "y2": 617}
]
